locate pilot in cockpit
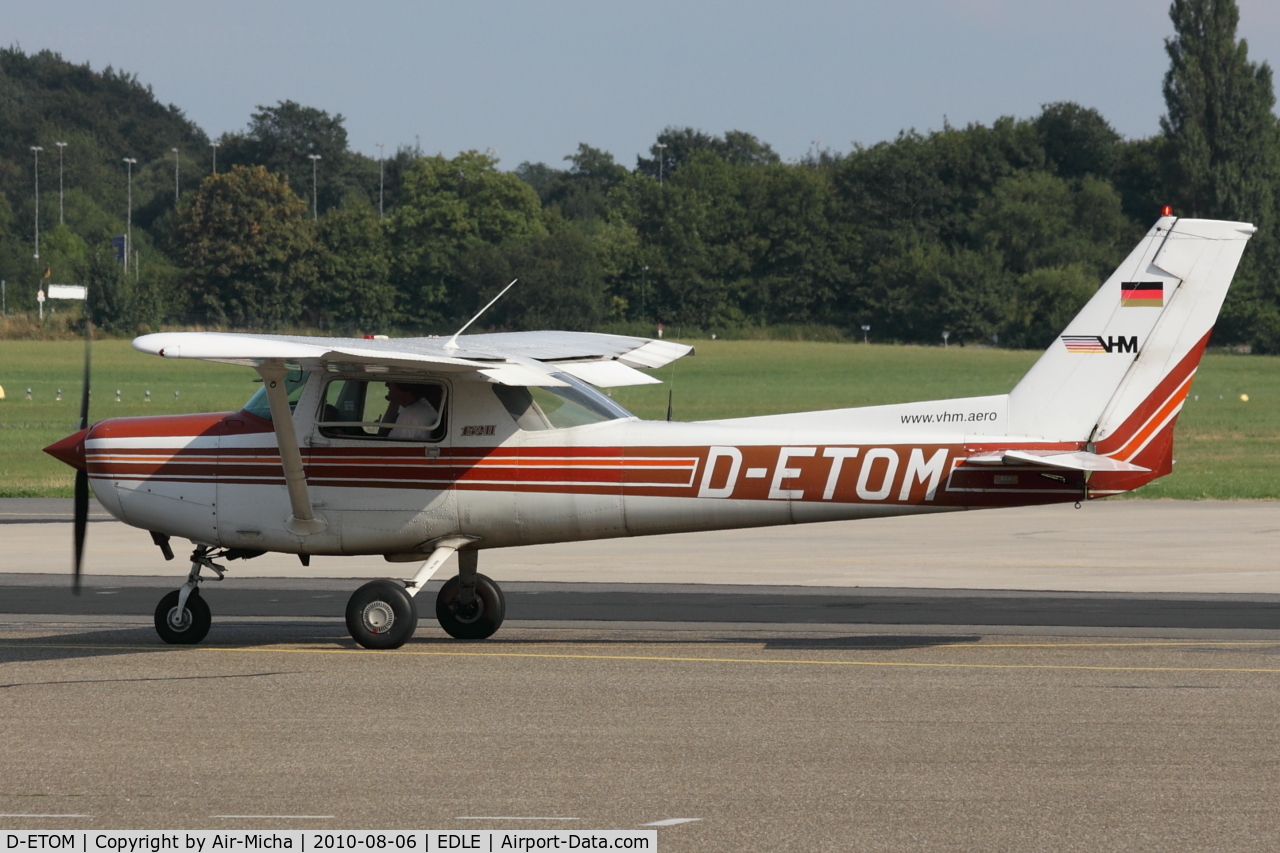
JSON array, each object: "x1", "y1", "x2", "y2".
[{"x1": 381, "y1": 382, "x2": 440, "y2": 439}]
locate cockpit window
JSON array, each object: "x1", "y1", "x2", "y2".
[
  {"x1": 242, "y1": 369, "x2": 308, "y2": 421},
  {"x1": 492, "y1": 374, "x2": 634, "y2": 431},
  {"x1": 316, "y1": 379, "x2": 448, "y2": 442}
]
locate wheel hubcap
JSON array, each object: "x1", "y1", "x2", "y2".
[
  {"x1": 451, "y1": 595, "x2": 485, "y2": 625},
  {"x1": 166, "y1": 606, "x2": 192, "y2": 632},
  {"x1": 362, "y1": 601, "x2": 396, "y2": 634}
]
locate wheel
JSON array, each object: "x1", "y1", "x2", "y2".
[
  {"x1": 346, "y1": 580, "x2": 419, "y2": 650},
  {"x1": 436, "y1": 573, "x2": 506, "y2": 640},
  {"x1": 154, "y1": 588, "x2": 212, "y2": 645}
]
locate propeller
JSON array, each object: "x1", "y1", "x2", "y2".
[{"x1": 72, "y1": 320, "x2": 92, "y2": 594}]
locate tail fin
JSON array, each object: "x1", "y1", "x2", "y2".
[{"x1": 1007, "y1": 216, "x2": 1256, "y2": 457}]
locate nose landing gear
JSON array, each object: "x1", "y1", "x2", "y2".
[{"x1": 151, "y1": 545, "x2": 256, "y2": 646}]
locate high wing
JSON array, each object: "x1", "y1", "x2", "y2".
[{"x1": 132, "y1": 330, "x2": 694, "y2": 387}]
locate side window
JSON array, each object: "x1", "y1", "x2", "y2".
[
  {"x1": 242, "y1": 369, "x2": 309, "y2": 421},
  {"x1": 492, "y1": 385, "x2": 553, "y2": 431},
  {"x1": 318, "y1": 379, "x2": 448, "y2": 442},
  {"x1": 492, "y1": 375, "x2": 634, "y2": 431}
]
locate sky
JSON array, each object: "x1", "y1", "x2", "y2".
[{"x1": 4, "y1": 0, "x2": 1279, "y2": 170}]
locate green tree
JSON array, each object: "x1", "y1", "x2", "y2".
[
  {"x1": 971, "y1": 171, "x2": 1133, "y2": 279},
  {"x1": 832, "y1": 117, "x2": 1045, "y2": 252},
  {"x1": 544, "y1": 144, "x2": 629, "y2": 221},
  {"x1": 388, "y1": 151, "x2": 546, "y2": 327},
  {"x1": 636, "y1": 128, "x2": 780, "y2": 181},
  {"x1": 1000, "y1": 264, "x2": 1099, "y2": 349},
  {"x1": 175, "y1": 165, "x2": 316, "y2": 328},
  {"x1": 1161, "y1": 0, "x2": 1277, "y2": 221},
  {"x1": 457, "y1": 225, "x2": 610, "y2": 331},
  {"x1": 1034, "y1": 102, "x2": 1122, "y2": 180},
  {"x1": 312, "y1": 203, "x2": 395, "y2": 332},
  {"x1": 218, "y1": 101, "x2": 359, "y2": 216},
  {"x1": 859, "y1": 235, "x2": 1007, "y2": 345},
  {"x1": 627, "y1": 152, "x2": 754, "y2": 328},
  {"x1": 41, "y1": 223, "x2": 90, "y2": 285},
  {"x1": 1162, "y1": 0, "x2": 1280, "y2": 350},
  {"x1": 85, "y1": 241, "x2": 132, "y2": 333}
]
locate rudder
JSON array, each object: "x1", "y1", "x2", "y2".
[{"x1": 1006, "y1": 216, "x2": 1256, "y2": 448}]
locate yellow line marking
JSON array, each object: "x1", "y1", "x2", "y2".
[
  {"x1": 928, "y1": 641, "x2": 1280, "y2": 648},
  {"x1": 3, "y1": 643, "x2": 1280, "y2": 674}
]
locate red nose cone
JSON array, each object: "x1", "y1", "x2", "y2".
[{"x1": 44, "y1": 427, "x2": 90, "y2": 472}]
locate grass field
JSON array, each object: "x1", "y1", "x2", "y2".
[{"x1": 2, "y1": 338, "x2": 1276, "y2": 499}]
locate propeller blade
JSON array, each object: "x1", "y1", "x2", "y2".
[
  {"x1": 73, "y1": 320, "x2": 92, "y2": 595},
  {"x1": 73, "y1": 469, "x2": 88, "y2": 595},
  {"x1": 79, "y1": 320, "x2": 91, "y2": 430}
]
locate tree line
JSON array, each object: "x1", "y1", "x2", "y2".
[{"x1": 1, "y1": 0, "x2": 1277, "y2": 350}]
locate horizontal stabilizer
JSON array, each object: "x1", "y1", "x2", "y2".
[{"x1": 966, "y1": 450, "x2": 1149, "y2": 473}]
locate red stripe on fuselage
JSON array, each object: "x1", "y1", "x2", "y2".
[{"x1": 84, "y1": 440, "x2": 1093, "y2": 509}]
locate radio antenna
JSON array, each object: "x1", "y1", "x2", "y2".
[{"x1": 445, "y1": 278, "x2": 518, "y2": 349}]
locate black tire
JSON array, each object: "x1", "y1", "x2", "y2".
[
  {"x1": 436, "y1": 573, "x2": 505, "y2": 640},
  {"x1": 154, "y1": 588, "x2": 212, "y2": 645},
  {"x1": 346, "y1": 580, "x2": 419, "y2": 650}
]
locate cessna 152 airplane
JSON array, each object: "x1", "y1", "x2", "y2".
[{"x1": 45, "y1": 214, "x2": 1255, "y2": 649}]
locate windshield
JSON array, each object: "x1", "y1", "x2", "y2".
[
  {"x1": 242, "y1": 369, "x2": 309, "y2": 421},
  {"x1": 493, "y1": 374, "x2": 635, "y2": 430}
]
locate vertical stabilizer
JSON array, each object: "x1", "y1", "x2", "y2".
[{"x1": 1006, "y1": 217, "x2": 1255, "y2": 446}]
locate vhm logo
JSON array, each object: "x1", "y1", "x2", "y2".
[{"x1": 1061, "y1": 335, "x2": 1139, "y2": 354}]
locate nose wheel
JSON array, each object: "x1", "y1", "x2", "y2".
[{"x1": 154, "y1": 588, "x2": 212, "y2": 645}]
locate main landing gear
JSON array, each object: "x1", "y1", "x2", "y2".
[
  {"x1": 345, "y1": 580, "x2": 418, "y2": 650},
  {"x1": 149, "y1": 543, "x2": 505, "y2": 649},
  {"x1": 345, "y1": 542, "x2": 506, "y2": 649}
]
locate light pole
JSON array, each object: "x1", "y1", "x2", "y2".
[
  {"x1": 55, "y1": 141, "x2": 67, "y2": 225},
  {"x1": 30, "y1": 146, "x2": 42, "y2": 260},
  {"x1": 210, "y1": 141, "x2": 220, "y2": 174},
  {"x1": 942, "y1": 330, "x2": 950, "y2": 349},
  {"x1": 171, "y1": 147, "x2": 180, "y2": 202},
  {"x1": 376, "y1": 142, "x2": 385, "y2": 219},
  {"x1": 655, "y1": 143, "x2": 668, "y2": 186},
  {"x1": 861, "y1": 324, "x2": 870, "y2": 344},
  {"x1": 122, "y1": 157, "x2": 137, "y2": 272},
  {"x1": 307, "y1": 154, "x2": 321, "y2": 219}
]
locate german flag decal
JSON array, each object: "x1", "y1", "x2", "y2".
[{"x1": 1121, "y1": 281, "x2": 1163, "y2": 307}]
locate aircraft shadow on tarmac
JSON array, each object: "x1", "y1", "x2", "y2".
[
  {"x1": 3, "y1": 582, "x2": 1278, "y2": 663},
  {"x1": 0, "y1": 623, "x2": 352, "y2": 664},
  {"x1": 6, "y1": 583, "x2": 1280, "y2": 630}
]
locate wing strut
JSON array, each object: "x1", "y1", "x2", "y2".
[{"x1": 258, "y1": 363, "x2": 327, "y2": 536}]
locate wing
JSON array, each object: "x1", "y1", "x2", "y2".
[{"x1": 131, "y1": 330, "x2": 694, "y2": 387}]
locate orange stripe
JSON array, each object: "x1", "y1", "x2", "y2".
[{"x1": 1112, "y1": 374, "x2": 1193, "y2": 461}]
